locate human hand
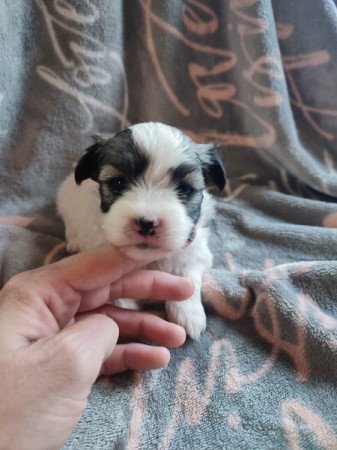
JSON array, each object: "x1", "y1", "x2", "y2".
[{"x1": 0, "y1": 245, "x2": 194, "y2": 449}]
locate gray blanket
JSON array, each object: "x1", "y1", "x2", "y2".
[{"x1": 1, "y1": 1, "x2": 337, "y2": 448}]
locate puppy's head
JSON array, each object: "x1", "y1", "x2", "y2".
[{"x1": 75, "y1": 122, "x2": 226, "y2": 259}]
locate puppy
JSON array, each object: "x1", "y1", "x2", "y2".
[{"x1": 57, "y1": 122, "x2": 225, "y2": 339}]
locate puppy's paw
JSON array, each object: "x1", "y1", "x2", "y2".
[
  {"x1": 66, "y1": 241, "x2": 80, "y2": 254},
  {"x1": 166, "y1": 299, "x2": 206, "y2": 340},
  {"x1": 112, "y1": 298, "x2": 141, "y2": 310}
]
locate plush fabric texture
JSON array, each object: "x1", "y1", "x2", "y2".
[{"x1": 1, "y1": 1, "x2": 337, "y2": 448}]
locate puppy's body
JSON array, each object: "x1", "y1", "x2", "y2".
[{"x1": 57, "y1": 122, "x2": 225, "y2": 339}]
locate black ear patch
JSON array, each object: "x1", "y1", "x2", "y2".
[
  {"x1": 74, "y1": 129, "x2": 148, "y2": 188},
  {"x1": 74, "y1": 142, "x2": 103, "y2": 185},
  {"x1": 199, "y1": 145, "x2": 226, "y2": 191}
]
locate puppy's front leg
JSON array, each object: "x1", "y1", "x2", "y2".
[{"x1": 165, "y1": 270, "x2": 206, "y2": 340}]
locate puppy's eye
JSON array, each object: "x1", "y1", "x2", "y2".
[
  {"x1": 108, "y1": 177, "x2": 126, "y2": 191},
  {"x1": 176, "y1": 182, "x2": 195, "y2": 199}
]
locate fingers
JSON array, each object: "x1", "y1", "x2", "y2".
[
  {"x1": 79, "y1": 270, "x2": 195, "y2": 312},
  {"x1": 5, "y1": 245, "x2": 152, "y2": 331},
  {"x1": 78, "y1": 305, "x2": 186, "y2": 348},
  {"x1": 73, "y1": 306, "x2": 186, "y2": 376},
  {"x1": 109, "y1": 270, "x2": 195, "y2": 301},
  {"x1": 54, "y1": 313, "x2": 119, "y2": 385},
  {"x1": 43, "y1": 245, "x2": 149, "y2": 292},
  {"x1": 3, "y1": 245, "x2": 194, "y2": 344},
  {"x1": 61, "y1": 307, "x2": 185, "y2": 377},
  {"x1": 101, "y1": 343, "x2": 171, "y2": 375}
]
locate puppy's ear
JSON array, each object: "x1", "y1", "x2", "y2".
[
  {"x1": 74, "y1": 142, "x2": 103, "y2": 185},
  {"x1": 198, "y1": 144, "x2": 226, "y2": 191}
]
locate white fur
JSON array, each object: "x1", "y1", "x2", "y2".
[{"x1": 57, "y1": 122, "x2": 218, "y2": 339}]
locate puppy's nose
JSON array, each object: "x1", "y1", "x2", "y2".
[{"x1": 135, "y1": 217, "x2": 158, "y2": 237}]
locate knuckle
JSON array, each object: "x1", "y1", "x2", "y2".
[
  {"x1": 0, "y1": 282, "x2": 31, "y2": 305},
  {"x1": 56, "y1": 335, "x2": 86, "y2": 372},
  {"x1": 1, "y1": 270, "x2": 44, "y2": 304}
]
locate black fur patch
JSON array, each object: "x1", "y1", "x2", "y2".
[
  {"x1": 75, "y1": 129, "x2": 149, "y2": 212},
  {"x1": 186, "y1": 191, "x2": 203, "y2": 224},
  {"x1": 99, "y1": 183, "x2": 124, "y2": 213},
  {"x1": 200, "y1": 147, "x2": 226, "y2": 191},
  {"x1": 75, "y1": 129, "x2": 148, "y2": 184},
  {"x1": 171, "y1": 163, "x2": 200, "y2": 185},
  {"x1": 171, "y1": 163, "x2": 204, "y2": 225},
  {"x1": 74, "y1": 142, "x2": 103, "y2": 185},
  {"x1": 100, "y1": 129, "x2": 148, "y2": 181}
]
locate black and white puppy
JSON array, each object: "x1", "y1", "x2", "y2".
[{"x1": 57, "y1": 122, "x2": 225, "y2": 339}]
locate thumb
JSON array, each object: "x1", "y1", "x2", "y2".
[
  {"x1": 4, "y1": 315, "x2": 119, "y2": 450},
  {"x1": 51, "y1": 314, "x2": 119, "y2": 389}
]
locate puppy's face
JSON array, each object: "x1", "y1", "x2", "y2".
[{"x1": 75, "y1": 122, "x2": 225, "y2": 259}]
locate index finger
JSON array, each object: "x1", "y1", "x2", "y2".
[
  {"x1": 4, "y1": 245, "x2": 152, "y2": 330},
  {"x1": 46, "y1": 245, "x2": 151, "y2": 292},
  {"x1": 78, "y1": 270, "x2": 195, "y2": 312}
]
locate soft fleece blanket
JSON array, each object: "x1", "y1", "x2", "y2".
[{"x1": 1, "y1": 1, "x2": 337, "y2": 449}]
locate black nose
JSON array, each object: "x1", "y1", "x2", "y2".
[{"x1": 136, "y1": 218, "x2": 156, "y2": 237}]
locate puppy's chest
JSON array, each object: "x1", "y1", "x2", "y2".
[
  {"x1": 148, "y1": 255, "x2": 188, "y2": 276},
  {"x1": 146, "y1": 233, "x2": 213, "y2": 276}
]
